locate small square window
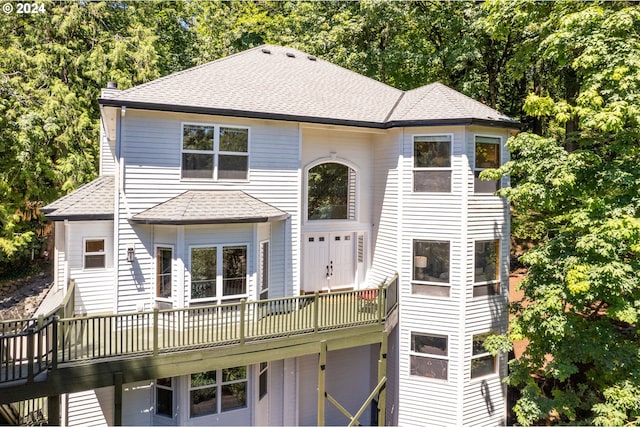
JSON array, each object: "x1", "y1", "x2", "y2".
[
  {"x1": 413, "y1": 240, "x2": 450, "y2": 285},
  {"x1": 84, "y1": 239, "x2": 105, "y2": 269}
]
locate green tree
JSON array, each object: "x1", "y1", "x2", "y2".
[
  {"x1": 0, "y1": 1, "x2": 192, "y2": 272},
  {"x1": 483, "y1": 3, "x2": 640, "y2": 424}
]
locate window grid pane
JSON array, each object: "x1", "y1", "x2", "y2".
[
  {"x1": 474, "y1": 240, "x2": 499, "y2": 283},
  {"x1": 218, "y1": 155, "x2": 248, "y2": 180},
  {"x1": 219, "y1": 127, "x2": 248, "y2": 152},
  {"x1": 183, "y1": 125, "x2": 214, "y2": 151},
  {"x1": 223, "y1": 247, "x2": 247, "y2": 296},
  {"x1": 157, "y1": 247, "x2": 172, "y2": 298},
  {"x1": 413, "y1": 170, "x2": 451, "y2": 192},
  {"x1": 414, "y1": 136, "x2": 451, "y2": 168},
  {"x1": 191, "y1": 248, "x2": 216, "y2": 299}
]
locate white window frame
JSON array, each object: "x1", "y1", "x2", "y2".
[
  {"x1": 411, "y1": 239, "x2": 452, "y2": 298},
  {"x1": 154, "y1": 244, "x2": 174, "y2": 301},
  {"x1": 189, "y1": 367, "x2": 248, "y2": 418},
  {"x1": 409, "y1": 332, "x2": 449, "y2": 381},
  {"x1": 258, "y1": 361, "x2": 268, "y2": 400},
  {"x1": 259, "y1": 240, "x2": 269, "y2": 300},
  {"x1": 83, "y1": 237, "x2": 106, "y2": 270},
  {"x1": 154, "y1": 377, "x2": 174, "y2": 418},
  {"x1": 412, "y1": 133, "x2": 454, "y2": 193},
  {"x1": 473, "y1": 239, "x2": 501, "y2": 298},
  {"x1": 473, "y1": 134, "x2": 502, "y2": 193},
  {"x1": 181, "y1": 122, "x2": 250, "y2": 181},
  {"x1": 303, "y1": 157, "x2": 360, "y2": 225},
  {"x1": 471, "y1": 332, "x2": 498, "y2": 380},
  {"x1": 189, "y1": 243, "x2": 249, "y2": 304}
]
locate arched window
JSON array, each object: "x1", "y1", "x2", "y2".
[{"x1": 307, "y1": 162, "x2": 356, "y2": 220}]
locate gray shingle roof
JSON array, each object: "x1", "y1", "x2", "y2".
[
  {"x1": 130, "y1": 190, "x2": 289, "y2": 225},
  {"x1": 41, "y1": 176, "x2": 114, "y2": 221},
  {"x1": 100, "y1": 45, "x2": 518, "y2": 129}
]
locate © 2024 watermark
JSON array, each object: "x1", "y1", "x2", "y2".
[{"x1": 3, "y1": 1, "x2": 46, "y2": 15}]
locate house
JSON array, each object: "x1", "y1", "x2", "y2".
[{"x1": 1, "y1": 45, "x2": 517, "y2": 426}]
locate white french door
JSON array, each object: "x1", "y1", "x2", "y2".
[{"x1": 303, "y1": 232, "x2": 355, "y2": 292}]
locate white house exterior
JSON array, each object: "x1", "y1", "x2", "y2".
[{"x1": 38, "y1": 45, "x2": 517, "y2": 426}]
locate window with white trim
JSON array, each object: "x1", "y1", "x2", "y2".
[
  {"x1": 259, "y1": 362, "x2": 268, "y2": 400},
  {"x1": 410, "y1": 332, "x2": 448, "y2": 380},
  {"x1": 473, "y1": 240, "x2": 500, "y2": 297},
  {"x1": 413, "y1": 135, "x2": 452, "y2": 192},
  {"x1": 474, "y1": 136, "x2": 501, "y2": 193},
  {"x1": 412, "y1": 240, "x2": 450, "y2": 297},
  {"x1": 156, "y1": 247, "x2": 172, "y2": 299},
  {"x1": 155, "y1": 377, "x2": 173, "y2": 418},
  {"x1": 182, "y1": 124, "x2": 249, "y2": 180},
  {"x1": 190, "y1": 367, "x2": 247, "y2": 418},
  {"x1": 471, "y1": 333, "x2": 497, "y2": 379},
  {"x1": 307, "y1": 162, "x2": 356, "y2": 220},
  {"x1": 259, "y1": 241, "x2": 269, "y2": 300},
  {"x1": 84, "y1": 239, "x2": 105, "y2": 269},
  {"x1": 190, "y1": 245, "x2": 247, "y2": 302}
]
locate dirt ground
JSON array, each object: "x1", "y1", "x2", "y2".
[{"x1": 509, "y1": 267, "x2": 528, "y2": 358}]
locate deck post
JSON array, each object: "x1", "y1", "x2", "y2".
[
  {"x1": 377, "y1": 284, "x2": 384, "y2": 325},
  {"x1": 114, "y1": 372, "x2": 123, "y2": 426},
  {"x1": 240, "y1": 299, "x2": 246, "y2": 344},
  {"x1": 318, "y1": 340, "x2": 327, "y2": 426},
  {"x1": 51, "y1": 317, "x2": 58, "y2": 369},
  {"x1": 377, "y1": 334, "x2": 388, "y2": 426},
  {"x1": 153, "y1": 309, "x2": 159, "y2": 356},
  {"x1": 313, "y1": 292, "x2": 319, "y2": 333},
  {"x1": 47, "y1": 395, "x2": 60, "y2": 426}
]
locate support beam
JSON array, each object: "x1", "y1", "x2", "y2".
[
  {"x1": 378, "y1": 334, "x2": 388, "y2": 426},
  {"x1": 114, "y1": 372, "x2": 123, "y2": 426},
  {"x1": 317, "y1": 340, "x2": 327, "y2": 426},
  {"x1": 47, "y1": 395, "x2": 60, "y2": 426}
]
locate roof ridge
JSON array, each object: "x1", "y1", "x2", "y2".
[{"x1": 392, "y1": 83, "x2": 439, "y2": 121}]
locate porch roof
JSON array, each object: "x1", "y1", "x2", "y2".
[
  {"x1": 41, "y1": 176, "x2": 114, "y2": 221},
  {"x1": 129, "y1": 190, "x2": 290, "y2": 225}
]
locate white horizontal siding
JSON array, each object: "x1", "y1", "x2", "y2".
[
  {"x1": 115, "y1": 110, "x2": 300, "y2": 313},
  {"x1": 67, "y1": 387, "x2": 113, "y2": 427},
  {"x1": 370, "y1": 130, "x2": 400, "y2": 285}
]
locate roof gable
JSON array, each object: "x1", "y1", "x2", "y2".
[{"x1": 100, "y1": 45, "x2": 518, "y2": 129}]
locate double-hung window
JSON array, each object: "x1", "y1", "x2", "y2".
[
  {"x1": 412, "y1": 240, "x2": 450, "y2": 297},
  {"x1": 182, "y1": 124, "x2": 249, "y2": 180},
  {"x1": 84, "y1": 239, "x2": 106, "y2": 269},
  {"x1": 473, "y1": 240, "x2": 500, "y2": 297},
  {"x1": 190, "y1": 367, "x2": 247, "y2": 418},
  {"x1": 413, "y1": 135, "x2": 452, "y2": 192},
  {"x1": 471, "y1": 333, "x2": 497, "y2": 379},
  {"x1": 410, "y1": 333, "x2": 448, "y2": 380},
  {"x1": 190, "y1": 245, "x2": 247, "y2": 303},
  {"x1": 474, "y1": 136, "x2": 501, "y2": 193}
]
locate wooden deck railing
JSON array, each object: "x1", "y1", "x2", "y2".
[{"x1": 0, "y1": 275, "x2": 398, "y2": 385}]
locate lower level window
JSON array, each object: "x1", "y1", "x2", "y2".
[
  {"x1": 259, "y1": 362, "x2": 268, "y2": 400},
  {"x1": 155, "y1": 377, "x2": 173, "y2": 418},
  {"x1": 190, "y1": 367, "x2": 247, "y2": 418},
  {"x1": 471, "y1": 333, "x2": 497, "y2": 379},
  {"x1": 410, "y1": 333, "x2": 448, "y2": 380}
]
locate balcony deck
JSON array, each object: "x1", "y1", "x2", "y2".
[{"x1": 0, "y1": 275, "x2": 398, "y2": 404}]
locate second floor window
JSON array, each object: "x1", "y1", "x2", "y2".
[
  {"x1": 84, "y1": 239, "x2": 105, "y2": 269},
  {"x1": 413, "y1": 135, "x2": 452, "y2": 192},
  {"x1": 412, "y1": 240, "x2": 450, "y2": 297},
  {"x1": 410, "y1": 332, "x2": 448, "y2": 380},
  {"x1": 474, "y1": 136, "x2": 501, "y2": 193},
  {"x1": 182, "y1": 124, "x2": 249, "y2": 180},
  {"x1": 307, "y1": 162, "x2": 356, "y2": 220},
  {"x1": 473, "y1": 240, "x2": 500, "y2": 297}
]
